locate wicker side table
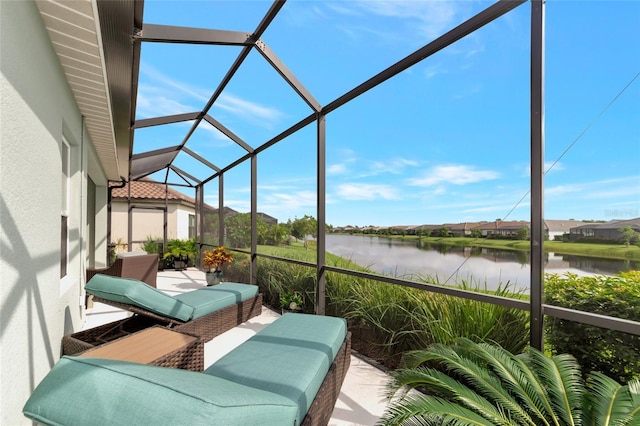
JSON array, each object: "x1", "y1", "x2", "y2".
[{"x1": 77, "y1": 326, "x2": 204, "y2": 372}]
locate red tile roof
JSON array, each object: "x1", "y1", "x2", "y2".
[{"x1": 110, "y1": 180, "x2": 195, "y2": 204}]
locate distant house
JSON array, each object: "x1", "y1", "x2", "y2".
[
  {"x1": 390, "y1": 225, "x2": 411, "y2": 235},
  {"x1": 110, "y1": 180, "x2": 197, "y2": 250},
  {"x1": 474, "y1": 220, "x2": 530, "y2": 238},
  {"x1": 257, "y1": 212, "x2": 278, "y2": 226},
  {"x1": 443, "y1": 222, "x2": 486, "y2": 237},
  {"x1": 111, "y1": 180, "x2": 245, "y2": 249},
  {"x1": 569, "y1": 218, "x2": 640, "y2": 242},
  {"x1": 544, "y1": 219, "x2": 586, "y2": 240}
]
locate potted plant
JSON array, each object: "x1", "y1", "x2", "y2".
[
  {"x1": 280, "y1": 291, "x2": 303, "y2": 314},
  {"x1": 202, "y1": 246, "x2": 233, "y2": 285},
  {"x1": 142, "y1": 235, "x2": 164, "y2": 271},
  {"x1": 163, "y1": 238, "x2": 197, "y2": 271}
]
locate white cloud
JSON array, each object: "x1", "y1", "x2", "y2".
[
  {"x1": 424, "y1": 63, "x2": 445, "y2": 79},
  {"x1": 336, "y1": 183, "x2": 399, "y2": 201},
  {"x1": 137, "y1": 61, "x2": 284, "y2": 129},
  {"x1": 353, "y1": 157, "x2": 419, "y2": 178},
  {"x1": 136, "y1": 86, "x2": 198, "y2": 119},
  {"x1": 328, "y1": 164, "x2": 348, "y2": 175},
  {"x1": 140, "y1": 63, "x2": 210, "y2": 103},
  {"x1": 214, "y1": 93, "x2": 284, "y2": 123},
  {"x1": 258, "y1": 191, "x2": 318, "y2": 219},
  {"x1": 546, "y1": 176, "x2": 640, "y2": 199},
  {"x1": 353, "y1": 1, "x2": 459, "y2": 40},
  {"x1": 408, "y1": 164, "x2": 500, "y2": 187}
]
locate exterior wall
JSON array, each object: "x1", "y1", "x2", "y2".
[
  {"x1": 110, "y1": 201, "x2": 195, "y2": 250},
  {"x1": 176, "y1": 205, "x2": 194, "y2": 239},
  {"x1": 110, "y1": 202, "x2": 166, "y2": 250},
  {"x1": 0, "y1": 1, "x2": 108, "y2": 423}
]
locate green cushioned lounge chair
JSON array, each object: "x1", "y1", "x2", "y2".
[
  {"x1": 26, "y1": 314, "x2": 351, "y2": 426},
  {"x1": 64, "y1": 275, "x2": 262, "y2": 353}
]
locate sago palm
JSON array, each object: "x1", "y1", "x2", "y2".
[{"x1": 380, "y1": 338, "x2": 640, "y2": 425}]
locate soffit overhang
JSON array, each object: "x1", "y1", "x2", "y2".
[{"x1": 36, "y1": 0, "x2": 140, "y2": 181}]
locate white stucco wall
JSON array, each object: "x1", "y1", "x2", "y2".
[
  {"x1": 110, "y1": 202, "x2": 195, "y2": 249},
  {"x1": 176, "y1": 205, "x2": 194, "y2": 239},
  {"x1": 0, "y1": 1, "x2": 108, "y2": 423}
]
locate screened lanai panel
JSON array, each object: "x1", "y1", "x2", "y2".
[
  {"x1": 201, "y1": 161, "x2": 253, "y2": 250},
  {"x1": 256, "y1": 124, "x2": 317, "y2": 260},
  {"x1": 142, "y1": 1, "x2": 272, "y2": 33},
  {"x1": 215, "y1": 48, "x2": 315, "y2": 148},
  {"x1": 202, "y1": 177, "x2": 221, "y2": 247},
  {"x1": 171, "y1": 149, "x2": 213, "y2": 185},
  {"x1": 542, "y1": 1, "x2": 640, "y2": 328},
  {"x1": 543, "y1": 315, "x2": 639, "y2": 384},
  {"x1": 130, "y1": 147, "x2": 180, "y2": 180},
  {"x1": 136, "y1": 42, "x2": 243, "y2": 119},
  {"x1": 543, "y1": 1, "x2": 640, "y2": 223},
  {"x1": 263, "y1": 1, "x2": 496, "y2": 106},
  {"x1": 324, "y1": 4, "x2": 531, "y2": 297},
  {"x1": 184, "y1": 117, "x2": 252, "y2": 171},
  {"x1": 132, "y1": 121, "x2": 196, "y2": 156}
]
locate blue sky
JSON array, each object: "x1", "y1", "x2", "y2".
[{"x1": 135, "y1": 1, "x2": 640, "y2": 227}]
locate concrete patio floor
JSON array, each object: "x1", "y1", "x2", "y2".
[{"x1": 83, "y1": 268, "x2": 391, "y2": 426}]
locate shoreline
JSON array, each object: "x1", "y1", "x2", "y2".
[{"x1": 328, "y1": 233, "x2": 640, "y2": 262}]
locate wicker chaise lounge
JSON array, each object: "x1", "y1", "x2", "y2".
[
  {"x1": 86, "y1": 250, "x2": 159, "y2": 287},
  {"x1": 64, "y1": 274, "x2": 262, "y2": 354},
  {"x1": 25, "y1": 314, "x2": 350, "y2": 426}
]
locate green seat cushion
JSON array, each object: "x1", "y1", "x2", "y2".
[
  {"x1": 86, "y1": 274, "x2": 193, "y2": 322},
  {"x1": 23, "y1": 356, "x2": 298, "y2": 426},
  {"x1": 204, "y1": 313, "x2": 347, "y2": 425},
  {"x1": 173, "y1": 283, "x2": 259, "y2": 320}
]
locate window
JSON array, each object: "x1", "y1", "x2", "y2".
[
  {"x1": 188, "y1": 214, "x2": 196, "y2": 239},
  {"x1": 60, "y1": 138, "x2": 70, "y2": 278}
]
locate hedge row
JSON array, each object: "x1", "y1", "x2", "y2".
[{"x1": 545, "y1": 271, "x2": 640, "y2": 383}]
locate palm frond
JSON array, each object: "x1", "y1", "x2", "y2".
[
  {"x1": 439, "y1": 339, "x2": 537, "y2": 425},
  {"x1": 586, "y1": 372, "x2": 640, "y2": 426},
  {"x1": 471, "y1": 342, "x2": 553, "y2": 426},
  {"x1": 388, "y1": 367, "x2": 516, "y2": 424},
  {"x1": 527, "y1": 350, "x2": 584, "y2": 425},
  {"x1": 625, "y1": 379, "x2": 640, "y2": 422},
  {"x1": 402, "y1": 339, "x2": 537, "y2": 424},
  {"x1": 378, "y1": 395, "x2": 499, "y2": 426}
]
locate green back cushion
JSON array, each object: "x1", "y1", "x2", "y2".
[
  {"x1": 204, "y1": 313, "x2": 347, "y2": 425},
  {"x1": 85, "y1": 274, "x2": 193, "y2": 322},
  {"x1": 23, "y1": 357, "x2": 298, "y2": 426},
  {"x1": 173, "y1": 283, "x2": 259, "y2": 319}
]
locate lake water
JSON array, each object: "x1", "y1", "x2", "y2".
[{"x1": 325, "y1": 234, "x2": 638, "y2": 292}]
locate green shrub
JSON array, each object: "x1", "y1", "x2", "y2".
[
  {"x1": 251, "y1": 254, "x2": 529, "y2": 362},
  {"x1": 142, "y1": 235, "x2": 161, "y2": 254},
  {"x1": 255, "y1": 257, "x2": 316, "y2": 312},
  {"x1": 545, "y1": 271, "x2": 640, "y2": 383}
]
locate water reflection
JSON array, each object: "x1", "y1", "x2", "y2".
[{"x1": 326, "y1": 234, "x2": 638, "y2": 293}]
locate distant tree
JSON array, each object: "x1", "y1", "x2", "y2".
[
  {"x1": 470, "y1": 228, "x2": 482, "y2": 238},
  {"x1": 224, "y1": 213, "x2": 251, "y2": 248},
  {"x1": 517, "y1": 226, "x2": 529, "y2": 241},
  {"x1": 619, "y1": 225, "x2": 639, "y2": 247},
  {"x1": 266, "y1": 224, "x2": 287, "y2": 246},
  {"x1": 437, "y1": 226, "x2": 450, "y2": 237},
  {"x1": 256, "y1": 217, "x2": 269, "y2": 245},
  {"x1": 423, "y1": 228, "x2": 432, "y2": 238},
  {"x1": 290, "y1": 215, "x2": 317, "y2": 241}
]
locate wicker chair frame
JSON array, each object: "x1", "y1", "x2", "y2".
[
  {"x1": 81, "y1": 293, "x2": 262, "y2": 343},
  {"x1": 302, "y1": 332, "x2": 352, "y2": 426}
]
